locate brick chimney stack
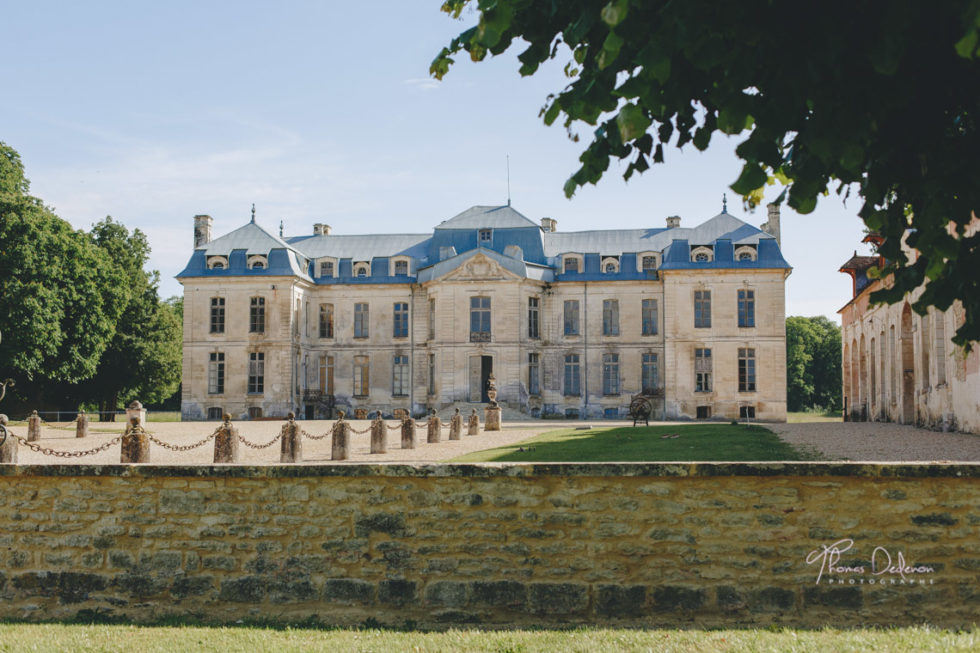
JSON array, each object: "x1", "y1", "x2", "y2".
[
  {"x1": 313, "y1": 223, "x2": 332, "y2": 236},
  {"x1": 666, "y1": 216, "x2": 681, "y2": 229},
  {"x1": 193, "y1": 215, "x2": 212, "y2": 249},
  {"x1": 540, "y1": 217, "x2": 557, "y2": 233},
  {"x1": 763, "y1": 203, "x2": 781, "y2": 247}
]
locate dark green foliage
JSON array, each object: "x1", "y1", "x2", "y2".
[
  {"x1": 0, "y1": 142, "x2": 181, "y2": 412},
  {"x1": 785, "y1": 316, "x2": 843, "y2": 412},
  {"x1": 434, "y1": 1, "x2": 980, "y2": 345}
]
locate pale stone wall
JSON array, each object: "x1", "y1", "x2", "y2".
[
  {"x1": 0, "y1": 463, "x2": 976, "y2": 628},
  {"x1": 182, "y1": 255, "x2": 787, "y2": 421},
  {"x1": 841, "y1": 286, "x2": 980, "y2": 434}
]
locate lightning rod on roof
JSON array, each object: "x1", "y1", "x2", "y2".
[
  {"x1": 722, "y1": 193, "x2": 728, "y2": 214},
  {"x1": 251, "y1": 203, "x2": 256, "y2": 223},
  {"x1": 279, "y1": 220, "x2": 284, "y2": 237},
  {"x1": 506, "y1": 154, "x2": 511, "y2": 207}
]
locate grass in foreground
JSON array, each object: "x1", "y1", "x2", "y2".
[
  {"x1": 0, "y1": 624, "x2": 975, "y2": 652},
  {"x1": 451, "y1": 423, "x2": 810, "y2": 463}
]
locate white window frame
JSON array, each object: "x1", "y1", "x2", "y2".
[
  {"x1": 734, "y1": 246, "x2": 757, "y2": 262},
  {"x1": 601, "y1": 256, "x2": 620, "y2": 274},
  {"x1": 352, "y1": 261, "x2": 371, "y2": 278},
  {"x1": 389, "y1": 256, "x2": 412, "y2": 277},
  {"x1": 563, "y1": 253, "x2": 584, "y2": 274},
  {"x1": 247, "y1": 255, "x2": 268, "y2": 270},
  {"x1": 691, "y1": 246, "x2": 714, "y2": 263},
  {"x1": 637, "y1": 251, "x2": 660, "y2": 273},
  {"x1": 207, "y1": 255, "x2": 229, "y2": 270},
  {"x1": 318, "y1": 257, "x2": 338, "y2": 278}
]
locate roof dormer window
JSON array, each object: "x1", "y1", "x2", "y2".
[
  {"x1": 353, "y1": 261, "x2": 371, "y2": 278},
  {"x1": 735, "y1": 246, "x2": 757, "y2": 262},
  {"x1": 479, "y1": 229, "x2": 492, "y2": 245},
  {"x1": 207, "y1": 255, "x2": 229, "y2": 270},
  {"x1": 601, "y1": 256, "x2": 620, "y2": 274},
  {"x1": 691, "y1": 246, "x2": 714, "y2": 263},
  {"x1": 563, "y1": 254, "x2": 583, "y2": 274},
  {"x1": 247, "y1": 255, "x2": 268, "y2": 270}
]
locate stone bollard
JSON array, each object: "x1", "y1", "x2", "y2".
[
  {"x1": 126, "y1": 400, "x2": 146, "y2": 427},
  {"x1": 427, "y1": 409, "x2": 441, "y2": 443},
  {"x1": 468, "y1": 409, "x2": 480, "y2": 435},
  {"x1": 120, "y1": 417, "x2": 150, "y2": 463},
  {"x1": 370, "y1": 411, "x2": 386, "y2": 454},
  {"x1": 331, "y1": 411, "x2": 350, "y2": 461},
  {"x1": 280, "y1": 412, "x2": 303, "y2": 463},
  {"x1": 75, "y1": 413, "x2": 89, "y2": 439},
  {"x1": 0, "y1": 414, "x2": 16, "y2": 464},
  {"x1": 449, "y1": 408, "x2": 462, "y2": 440},
  {"x1": 484, "y1": 405, "x2": 501, "y2": 431},
  {"x1": 27, "y1": 410, "x2": 41, "y2": 442},
  {"x1": 213, "y1": 414, "x2": 240, "y2": 463},
  {"x1": 401, "y1": 417, "x2": 416, "y2": 449}
]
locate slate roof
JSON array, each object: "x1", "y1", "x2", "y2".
[
  {"x1": 199, "y1": 220, "x2": 297, "y2": 256},
  {"x1": 287, "y1": 233, "x2": 430, "y2": 260},
  {"x1": 434, "y1": 205, "x2": 539, "y2": 230}
]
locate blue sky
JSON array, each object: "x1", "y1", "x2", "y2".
[{"x1": 2, "y1": 1, "x2": 867, "y2": 321}]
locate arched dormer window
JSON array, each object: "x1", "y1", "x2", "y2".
[
  {"x1": 601, "y1": 256, "x2": 620, "y2": 274},
  {"x1": 207, "y1": 256, "x2": 229, "y2": 270},
  {"x1": 691, "y1": 246, "x2": 713, "y2": 263},
  {"x1": 353, "y1": 261, "x2": 371, "y2": 278},
  {"x1": 637, "y1": 252, "x2": 660, "y2": 273},
  {"x1": 247, "y1": 255, "x2": 268, "y2": 270},
  {"x1": 735, "y1": 246, "x2": 757, "y2": 262}
]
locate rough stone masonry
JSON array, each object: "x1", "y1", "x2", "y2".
[{"x1": 0, "y1": 462, "x2": 977, "y2": 628}]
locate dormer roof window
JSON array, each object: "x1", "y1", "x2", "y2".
[{"x1": 479, "y1": 228, "x2": 492, "y2": 245}]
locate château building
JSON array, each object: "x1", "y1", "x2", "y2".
[
  {"x1": 178, "y1": 202, "x2": 790, "y2": 421},
  {"x1": 839, "y1": 224, "x2": 980, "y2": 433}
]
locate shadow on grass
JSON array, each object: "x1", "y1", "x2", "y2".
[{"x1": 453, "y1": 423, "x2": 815, "y2": 463}]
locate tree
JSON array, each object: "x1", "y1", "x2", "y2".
[
  {"x1": 0, "y1": 143, "x2": 129, "y2": 406},
  {"x1": 73, "y1": 218, "x2": 182, "y2": 419},
  {"x1": 432, "y1": 1, "x2": 980, "y2": 346},
  {"x1": 786, "y1": 316, "x2": 842, "y2": 412}
]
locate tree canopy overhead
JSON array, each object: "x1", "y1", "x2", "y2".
[{"x1": 432, "y1": 1, "x2": 980, "y2": 345}]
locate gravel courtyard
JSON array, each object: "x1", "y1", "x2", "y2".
[{"x1": 5, "y1": 417, "x2": 980, "y2": 464}]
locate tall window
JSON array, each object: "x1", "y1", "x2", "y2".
[
  {"x1": 319, "y1": 355, "x2": 334, "y2": 394},
  {"x1": 737, "y1": 289, "x2": 755, "y2": 328},
  {"x1": 392, "y1": 355, "x2": 409, "y2": 396},
  {"x1": 738, "y1": 348, "x2": 756, "y2": 392},
  {"x1": 394, "y1": 260, "x2": 409, "y2": 276},
  {"x1": 642, "y1": 255, "x2": 657, "y2": 271},
  {"x1": 470, "y1": 296, "x2": 491, "y2": 342},
  {"x1": 564, "y1": 300, "x2": 580, "y2": 336},
  {"x1": 354, "y1": 303, "x2": 369, "y2": 338},
  {"x1": 695, "y1": 348, "x2": 712, "y2": 392},
  {"x1": 642, "y1": 353, "x2": 658, "y2": 392},
  {"x1": 319, "y1": 304, "x2": 334, "y2": 339},
  {"x1": 208, "y1": 352, "x2": 225, "y2": 394},
  {"x1": 694, "y1": 290, "x2": 711, "y2": 328},
  {"x1": 528, "y1": 353, "x2": 540, "y2": 396},
  {"x1": 249, "y1": 297, "x2": 265, "y2": 333},
  {"x1": 564, "y1": 354, "x2": 581, "y2": 396},
  {"x1": 353, "y1": 356, "x2": 369, "y2": 397},
  {"x1": 305, "y1": 301, "x2": 310, "y2": 338},
  {"x1": 248, "y1": 352, "x2": 264, "y2": 394},
  {"x1": 528, "y1": 297, "x2": 540, "y2": 339},
  {"x1": 428, "y1": 354, "x2": 436, "y2": 395},
  {"x1": 602, "y1": 353, "x2": 620, "y2": 395},
  {"x1": 210, "y1": 297, "x2": 225, "y2": 333},
  {"x1": 921, "y1": 314, "x2": 930, "y2": 390},
  {"x1": 641, "y1": 299, "x2": 658, "y2": 336},
  {"x1": 319, "y1": 260, "x2": 334, "y2": 277},
  {"x1": 428, "y1": 298, "x2": 436, "y2": 340},
  {"x1": 602, "y1": 299, "x2": 620, "y2": 336},
  {"x1": 393, "y1": 302, "x2": 409, "y2": 338}
]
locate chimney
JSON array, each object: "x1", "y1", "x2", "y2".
[
  {"x1": 763, "y1": 203, "x2": 781, "y2": 247},
  {"x1": 540, "y1": 217, "x2": 557, "y2": 233},
  {"x1": 666, "y1": 215, "x2": 681, "y2": 229},
  {"x1": 193, "y1": 214, "x2": 212, "y2": 248},
  {"x1": 313, "y1": 223, "x2": 331, "y2": 236}
]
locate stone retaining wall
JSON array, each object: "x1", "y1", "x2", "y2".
[{"x1": 0, "y1": 463, "x2": 977, "y2": 627}]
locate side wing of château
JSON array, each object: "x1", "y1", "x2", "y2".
[{"x1": 177, "y1": 203, "x2": 790, "y2": 421}]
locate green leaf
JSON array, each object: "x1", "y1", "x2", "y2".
[
  {"x1": 730, "y1": 162, "x2": 768, "y2": 195},
  {"x1": 955, "y1": 29, "x2": 979, "y2": 59},
  {"x1": 616, "y1": 104, "x2": 652, "y2": 141},
  {"x1": 717, "y1": 108, "x2": 752, "y2": 135},
  {"x1": 543, "y1": 101, "x2": 562, "y2": 126},
  {"x1": 839, "y1": 143, "x2": 865, "y2": 173},
  {"x1": 601, "y1": 0, "x2": 630, "y2": 27},
  {"x1": 598, "y1": 30, "x2": 624, "y2": 69}
]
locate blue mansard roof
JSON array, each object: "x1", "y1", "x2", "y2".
[{"x1": 177, "y1": 204, "x2": 790, "y2": 282}]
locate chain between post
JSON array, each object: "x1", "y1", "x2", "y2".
[
  {"x1": 12, "y1": 432, "x2": 123, "y2": 458},
  {"x1": 145, "y1": 428, "x2": 220, "y2": 452},
  {"x1": 237, "y1": 431, "x2": 284, "y2": 449}
]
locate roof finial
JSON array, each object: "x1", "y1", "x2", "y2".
[
  {"x1": 251, "y1": 203, "x2": 256, "y2": 223},
  {"x1": 722, "y1": 193, "x2": 728, "y2": 214},
  {"x1": 279, "y1": 220, "x2": 284, "y2": 238}
]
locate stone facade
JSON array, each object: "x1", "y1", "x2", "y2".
[
  {"x1": 839, "y1": 228, "x2": 980, "y2": 433},
  {"x1": 179, "y1": 204, "x2": 789, "y2": 421},
  {"x1": 0, "y1": 463, "x2": 976, "y2": 628}
]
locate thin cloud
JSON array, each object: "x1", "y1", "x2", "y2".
[{"x1": 403, "y1": 77, "x2": 440, "y2": 91}]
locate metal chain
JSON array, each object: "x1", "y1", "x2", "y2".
[
  {"x1": 386, "y1": 422, "x2": 404, "y2": 430},
  {"x1": 12, "y1": 432, "x2": 123, "y2": 458},
  {"x1": 300, "y1": 427, "x2": 331, "y2": 441},
  {"x1": 238, "y1": 430, "x2": 284, "y2": 449},
  {"x1": 146, "y1": 428, "x2": 219, "y2": 452},
  {"x1": 349, "y1": 425, "x2": 373, "y2": 435}
]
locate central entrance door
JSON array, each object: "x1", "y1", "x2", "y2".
[{"x1": 469, "y1": 355, "x2": 493, "y2": 402}]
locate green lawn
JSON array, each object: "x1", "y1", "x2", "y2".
[
  {"x1": 451, "y1": 423, "x2": 811, "y2": 462},
  {"x1": 0, "y1": 624, "x2": 974, "y2": 652}
]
